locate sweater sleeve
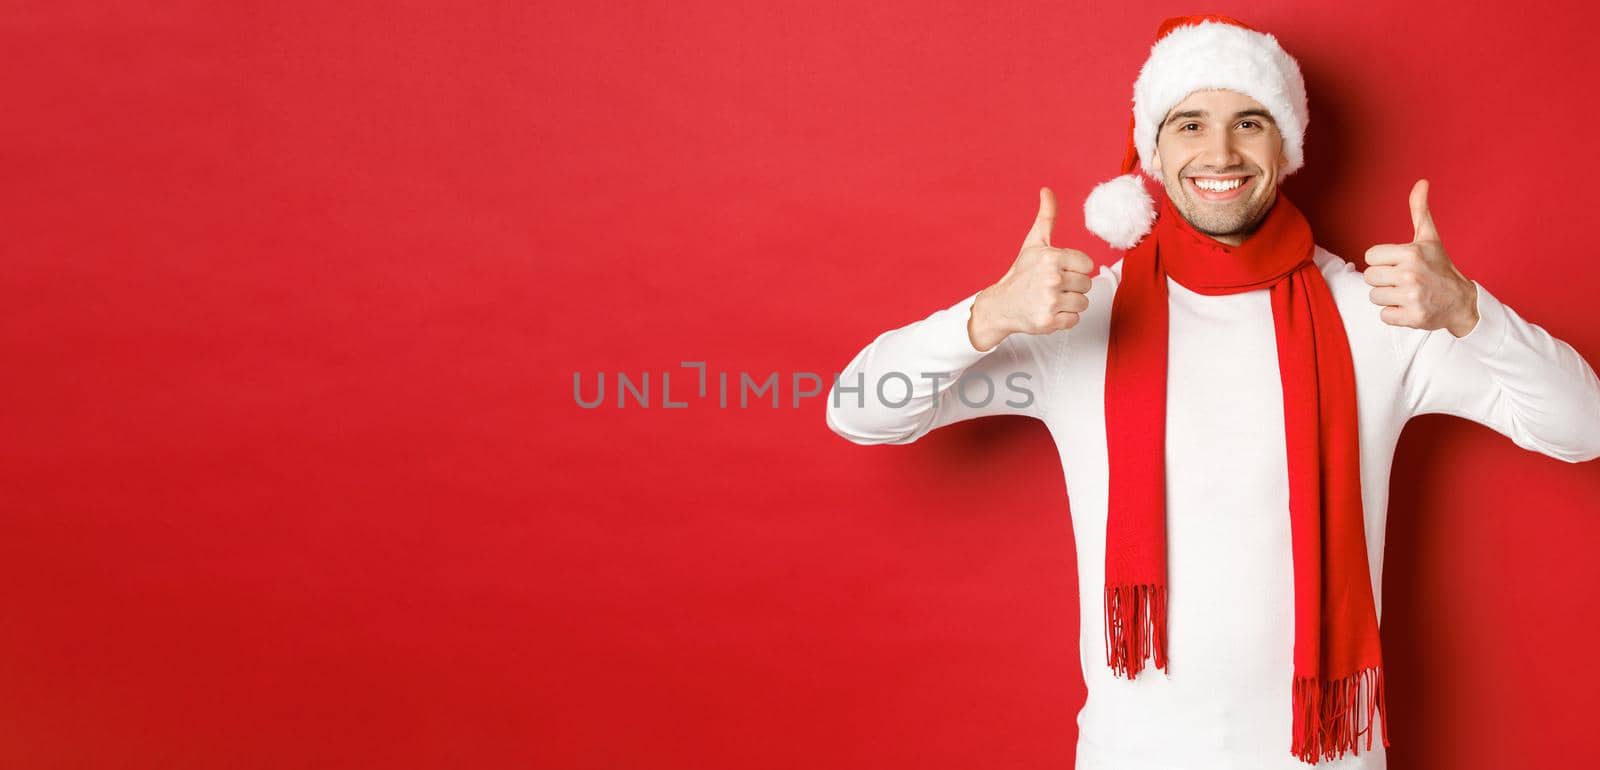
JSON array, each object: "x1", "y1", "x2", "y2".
[
  {"x1": 825, "y1": 292, "x2": 1060, "y2": 445},
  {"x1": 1392, "y1": 279, "x2": 1600, "y2": 463}
]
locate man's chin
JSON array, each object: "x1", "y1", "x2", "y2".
[
  {"x1": 1176, "y1": 194, "x2": 1267, "y2": 236},
  {"x1": 1178, "y1": 206, "x2": 1254, "y2": 237},
  {"x1": 1177, "y1": 199, "x2": 1235, "y2": 227}
]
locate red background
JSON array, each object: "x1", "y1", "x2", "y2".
[{"x1": 5, "y1": 1, "x2": 1599, "y2": 767}]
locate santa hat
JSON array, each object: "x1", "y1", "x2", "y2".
[{"x1": 1082, "y1": 15, "x2": 1309, "y2": 249}]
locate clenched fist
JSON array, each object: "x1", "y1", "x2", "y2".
[
  {"x1": 1363, "y1": 179, "x2": 1479, "y2": 338},
  {"x1": 968, "y1": 187, "x2": 1095, "y2": 351}
]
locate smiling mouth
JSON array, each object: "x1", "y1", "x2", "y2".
[{"x1": 1186, "y1": 175, "x2": 1253, "y2": 202}]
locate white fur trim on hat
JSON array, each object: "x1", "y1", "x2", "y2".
[
  {"x1": 1132, "y1": 20, "x2": 1309, "y2": 177},
  {"x1": 1083, "y1": 173, "x2": 1155, "y2": 250}
]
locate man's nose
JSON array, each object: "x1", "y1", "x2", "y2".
[{"x1": 1203, "y1": 130, "x2": 1242, "y2": 169}]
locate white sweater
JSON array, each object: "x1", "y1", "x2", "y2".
[{"x1": 825, "y1": 247, "x2": 1600, "y2": 770}]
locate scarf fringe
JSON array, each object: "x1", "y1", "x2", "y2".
[
  {"x1": 1104, "y1": 582, "x2": 1167, "y2": 678},
  {"x1": 1290, "y1": 665, "x2": 1390, "y2": 764}
]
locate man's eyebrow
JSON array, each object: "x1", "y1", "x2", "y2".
[{"x1": 1162, "y1": 108, "x2": 1278, "y2": 129}]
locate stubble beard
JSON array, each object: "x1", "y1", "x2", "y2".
[{"x1": 1168, "y1": 175, "x2": 1274, "y2": 239}]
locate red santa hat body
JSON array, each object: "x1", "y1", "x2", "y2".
[{"x1": 1083, "y1": 15, "x2": 1309, "y2": 249}]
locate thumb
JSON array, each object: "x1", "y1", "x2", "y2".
[
  {"x1": 1024, "y1": 186, "x2": 1057, "y2": 247},
  {"x1": 1410, "y1": 178, "x2": 1439, "y2": 242}
]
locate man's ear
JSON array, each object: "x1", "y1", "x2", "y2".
[{"x1": 1152, "y1": 151, "x2": 1162, "y2": 173}]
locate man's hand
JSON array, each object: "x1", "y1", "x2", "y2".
[
  {"x1": 968, "y1": 187, "x2": 1095, "y2": 352},
  {"x1": 1362, "y1": 179, "x2": 1479, "y2": 338}
]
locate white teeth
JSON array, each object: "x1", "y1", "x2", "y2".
[{"x1": 1193, "y1": 177, "x2": 1244, "y2": 192}]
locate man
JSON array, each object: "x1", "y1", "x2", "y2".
[{"x1": 824, "y1": 14, "x2": 1600, "y2": 770}]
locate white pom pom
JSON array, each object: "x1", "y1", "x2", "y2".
[{"x1": 1083, "y1": 174, "x2": 1156, "y2": 250}]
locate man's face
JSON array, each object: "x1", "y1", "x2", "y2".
[{"x1": 1152, "y1": 88, "x2": 1289, "y2": 244}]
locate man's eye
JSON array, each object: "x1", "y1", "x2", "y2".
[
  {"x1": 1239, "y1": 120, "x2": 1261, "y2": 130},
  {"x1": 1180, "y1": 123, "x2": 1200, "y2": 132}
]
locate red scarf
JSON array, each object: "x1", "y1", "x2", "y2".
[{"x1": 1102, "y1": 190, "x2": 1391, "y2": 763}]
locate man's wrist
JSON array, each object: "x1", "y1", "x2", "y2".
[
  {"x1": 1447, "y1": 279, "x2": 1480, "y2": 338},
  {"x1": 968, "y1": 288, "x2": 1008, "y2": 352}
]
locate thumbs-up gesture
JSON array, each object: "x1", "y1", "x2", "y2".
[
  {"x1": 1362, "y1": 179, "x2": 1480, "y2": 337},
  {"x1": 968, "y1": 187, "x2": 1096, "y2": 351}
]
